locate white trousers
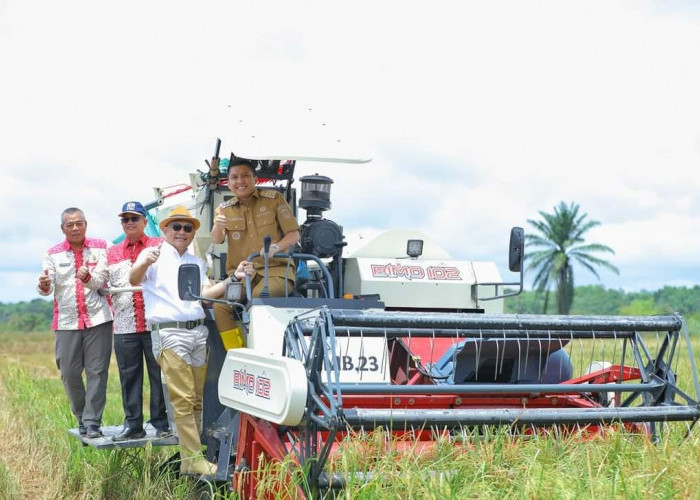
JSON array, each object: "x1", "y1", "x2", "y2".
[{"x1": 151, "y1": 324, "x2": 208, "y2": 366}]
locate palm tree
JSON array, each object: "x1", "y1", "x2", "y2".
[{"x1": 525, "y1": 201, "x2": 619, "y2": 314}]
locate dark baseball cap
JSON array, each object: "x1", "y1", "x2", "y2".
[{"x1": 118, "y1": 201, "x2": 147, "y2": 218}]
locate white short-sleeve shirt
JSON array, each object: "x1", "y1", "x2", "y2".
[{"x1": 141, "y1": 242, "x2": 207, "y2": 327}]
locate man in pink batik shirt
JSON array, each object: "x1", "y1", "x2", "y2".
[{"x1": 37, "y1": 207, "x2": 112, "y2": 439}]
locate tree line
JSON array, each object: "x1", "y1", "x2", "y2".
[
  {"x1": 506, "y1": 285, "x2": 700, "y2": 335},
  {"x1": 2, "y1": 285, "x2": 699, "y2": 333},
  {"x1": 505, "y1": 285, "x2": 700, "y2": 317},
  {"x1": 0, "y1": 299, "x2": 54, "y2": 332}
]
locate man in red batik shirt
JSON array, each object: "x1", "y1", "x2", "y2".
[{"x1": 107, "y1": 201, "x2": 170, "y2": 441}]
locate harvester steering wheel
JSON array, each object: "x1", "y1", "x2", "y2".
[{"x1": 243, "y1": 251, "x2": 336, "y2": 303}]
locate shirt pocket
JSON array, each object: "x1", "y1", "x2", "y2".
[
  {"x1": 226, "y1": 216, "x2": 246, "y2": 232},
  {"x1": 254, "y1": 211, "x2": 275, "y2": 228},
  {"x1": 55, "y1": 259, "x2": 74, "y2": 285}
]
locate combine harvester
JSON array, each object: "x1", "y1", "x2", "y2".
[
  {"x1": 166, "y1": 134, "x2": 700, "y2": 497},
  {"x1": 88, "y1": 131, "x2": 700, "y2": 497}
]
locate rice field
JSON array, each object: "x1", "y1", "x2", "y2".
[{"x1": 2, "y1": 329, "x2": 700, "y2": 499}]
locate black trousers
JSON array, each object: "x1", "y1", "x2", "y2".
[{"x1": 113, "y1": 332, "x2": 168, "y2": 431}]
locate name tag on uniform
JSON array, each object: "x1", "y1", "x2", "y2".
[{"x1": 59, "y1": 262, "x2": 71, "y2": 267}]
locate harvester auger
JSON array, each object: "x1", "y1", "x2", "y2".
[{"x1": 213, "y1": 301, "x2": 700, "y2": 495}]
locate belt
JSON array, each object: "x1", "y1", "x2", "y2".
[{"x1": 154, "y1": 319, "x2": 204, "y2": 330}]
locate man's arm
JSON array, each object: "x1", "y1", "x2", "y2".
[
  {"x1": 200, "y1": 261, "x2": 255, "y2": 299},
  {"x1": 37, "y1": 254, "x2": 54, "y2": 296},
  {"x1": 129, "y1": 259, "x2": 149, "y2": 286},
  {"x1": 275, "y1": 230, "x2": 300, "y2": 253},
  {"x1": 200, "y1": 278, "x2": 224, "y2": 300},
  {"x1": 130, "y1": 246, "x2": 160, "y2": 285},
  {"x1": 82, "y1": 250, "x2": 109, "y2": 290},
  {"x1": 267, "y1": 194, "x2": 300, "y2": 256},
  {"x1": 261, "y1": 230, "x2": 300, "y2": 258},
  {"x1": 210, "y1": 206, "x2": 227, "y2": 244}
]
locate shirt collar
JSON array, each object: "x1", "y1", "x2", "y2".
[
  {"x1": 162, "y1": 241, "x2": 194, "y2": 259},
  {"x1": 125, "y1": 233, "x2": 148, "y2": 247},
  {"x1": 231, "y1": 188, "x2": 260, "y2": 206},
  {"x1": 61, "y1": 239, "x2": 88, "y2": 252}
]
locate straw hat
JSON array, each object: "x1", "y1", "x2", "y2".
[{"x1": 159, "y1": 205, "x2": 201, "y2": 231}]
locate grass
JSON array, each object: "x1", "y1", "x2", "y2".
[
  {"x1": 250, "y1": 425, "x2": 700, "y2": 499},
  {"x1": 0, "y1": 331, "x2": 209, "y2": 499},
  {"x1": 2, "y1": 329, "x2": 700, "y2": 499}
]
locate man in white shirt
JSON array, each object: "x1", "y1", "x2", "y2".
[{"x1": 129, "y1": 205, "x2": 246, "y2": 476}]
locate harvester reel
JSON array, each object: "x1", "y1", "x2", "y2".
[{"x1": 267, "y1": 309, "x2": 700, "y2": 491}]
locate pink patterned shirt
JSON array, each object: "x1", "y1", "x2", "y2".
[
  {"x1": 107, "y1": 234, "x2": 164, "y2": 334},
  {"x1": 38, "y1": 238, "x2": 112, "y2": 331}
]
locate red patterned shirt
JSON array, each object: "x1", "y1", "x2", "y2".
[
  {"x1": 38, "y1": 238, "x2": 112, "y2": 330},
  {"x1": 107, "y1": 234, "x2": 164, "y2": 334}
]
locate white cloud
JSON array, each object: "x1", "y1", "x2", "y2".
[
  {"x1": 1, "y1": 0, "x2": 700, "y2": 302},
  {"x1": 0, "y1": 272, "x2": 47, "y2": 303}
]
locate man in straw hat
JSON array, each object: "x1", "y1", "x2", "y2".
[{"x1": 130, "y1": 205, "x2": 250, "y2": 476}]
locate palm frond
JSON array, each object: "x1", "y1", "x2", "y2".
[
  {"x1": 569, "y1": 243, "x2": 616, "y2": 255},
  {"x1": 524, "y1": 201, "x2": 618, "y2": 313},
  {"x1": 572, "y1": 253, "x2": 620, "y2": 275}
]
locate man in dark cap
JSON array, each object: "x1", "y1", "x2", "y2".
[{"x1": 107, "y1": 201, "x2": 170, "y2": 441}]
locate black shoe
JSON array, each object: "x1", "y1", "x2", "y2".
[
  {"x1": 86, "y1": 425, "x2": 103, "y2": 439},
  {"x1": 112, "y1": 427, "x2": 147, "y2": 441},
  {"x1": 155, "y1": 428, "x2": 172, "y2": 438},
  {"x1": 78, "y1": 421, "x2": 87, "y2": 436}
]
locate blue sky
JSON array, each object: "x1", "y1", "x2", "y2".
[{"x1": 1, "y1": 1, "x2": 700, "y2": 303}]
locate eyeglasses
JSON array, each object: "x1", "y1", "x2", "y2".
[
  {"x1": 171, "y1": 223, "x2": 194, "y2": 233},
  {"x1": 121, "y1": 216, "x2": 143, "y2": 223}
]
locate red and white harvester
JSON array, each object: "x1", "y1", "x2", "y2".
[{"x1": 88, "y1": 136, "x2": 700, "y2": 497}]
